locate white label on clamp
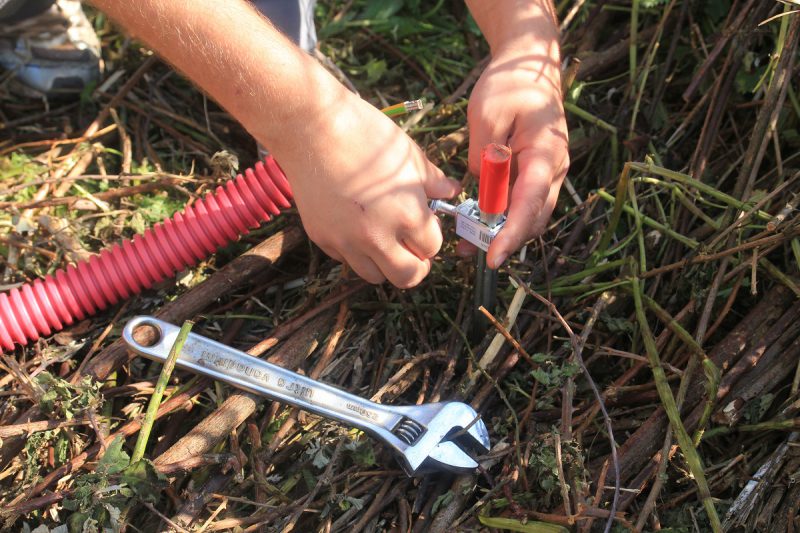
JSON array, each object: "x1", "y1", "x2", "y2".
[{"x1": 455, "y1": 210, "x2": 503, "y2": 252}]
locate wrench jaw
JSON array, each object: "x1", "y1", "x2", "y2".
[{"x1": 388, "y1": 402, "x2": 491, "y2": 476}]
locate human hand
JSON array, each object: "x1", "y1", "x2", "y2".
[
  {"x1": 272, "y1": 91, "x2": 461, "y2": 288},
  {"x1": 464, "y1": 46, "x2": 569, "y2": 268}
]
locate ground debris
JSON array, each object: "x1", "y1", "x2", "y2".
[{"x1": 1, "y1": 1, "x2": 800, "y2": 531}]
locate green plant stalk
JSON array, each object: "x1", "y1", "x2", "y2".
[
  {"x1": 631, "y1": 161, "x2": 772, "y2": 220},
  {"x1": 629, "y1": 32, "x2": 658, "y2": 142},
  {"x1": 769, "y1": 3, "x2": 793, "y2": 87},
  {"x1": 592, "y1": 163, "x2": 631, "y2": 264},
  {"x1": 788, "y1": 83, "x2": 800, "y2": 123},
  {"x1": 575, "y1": 280, "x2": 632, "y2": 300},
  {"x1": 793, "y1": 346, "x2": 800, "y2": 395},
  {"x1": 131, "y1": 320, "x2": 194, "y2": 464},
  {"x1": 759, "y1": 258, "x2": 800, "y2": 298},
  {"x1": 605, "y1": 230, "x2": 641, "y2": 258},
  {"x1": 792, "y1": 238, "x2": 800, "y2": 273},
  {"x1": 596, "y1": 189, "x2": 699, "y2": 249},
  {"x1": 627, "y1": 180, "x2": 647, "y2": 273},
  {"x1": 631, "y1": 276, "x2": 721, "y2": 532},
  {"x1": 478, "y1": 515, "x2": 568, "y2": 533},
  {"x1": 546, "y1": 259, "x2": 627, "y2": 288},
  {"x1": 639, "y1": 293, "x2": 705, "y2": 357},
  {"x1": 564, "y1": 102, "x2": 619, "y2": 134},
  {"x1": 702, "y1": 418, "x2": 800, "y2": 440},
  {"x1": 630, "y1": 0, "x2": 639, "y2": 85},
  {"x1": 535, "y1": 281, "x2": 628, "y2": 297},
  {"x1": 102, "y1": 371, "x2": 117, "y2": 419},
  {"x1": 633, "y1": 288, "x2": 721, "y2": 444},
  {"x1": 564, "y1": 102, "x2": 620, "y2": 178},
  {"x1": 636, "y1": 178, "x2": 725, "y2": 229},
  {"x1": 693, "y1": 357, "x2": 721, "y2": 446}
]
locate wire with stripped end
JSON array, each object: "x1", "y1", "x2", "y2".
[{"x1": 381, "y1": 99, "x2": 425, "y2": 117}]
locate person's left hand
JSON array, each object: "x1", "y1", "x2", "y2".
[{"x1": 463, "y1": 46, "x2": 569, "y2": 268}]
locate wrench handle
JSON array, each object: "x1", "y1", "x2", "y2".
[{"x1": 123, "y1": 316, "x2": 403, "y2": 434}]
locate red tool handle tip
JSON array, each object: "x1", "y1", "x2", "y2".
[{"x1": 478, "y1": 143, "x2": 511, "y2": 215}]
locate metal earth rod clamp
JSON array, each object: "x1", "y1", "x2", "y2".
[{"x1": 431, "y1": 143, "x2": 511, "y2": 338}]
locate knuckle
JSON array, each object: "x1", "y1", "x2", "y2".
[
  {"x1": 420, "y1": 228, "x2": 443, "y2": 259},
  {"x1": 354, "y1": 228, "x2": 380, "y2": 248},
  {"x1": 396, "y1": 212, "x2": 418, "y2": 234},
  {"x1": 390, "y1": 261, "x2": 429, "y2": 290},
  {"x1": 364, "y1": 272, "x2": 386, "y2": 285}
]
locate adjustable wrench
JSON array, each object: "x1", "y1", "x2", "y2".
[{"x1": 122, "y1": 316, "x2": 490, "y2": 476}]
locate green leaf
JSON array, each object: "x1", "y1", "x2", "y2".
[
  {"x1": 364, "y1": 59, "x2": 387, "y2": 85},
  {"x1": 122, "y1": 459, "x2": 166, "y2": 503},
  {"x1": 531, "y1": 368, "x2": 551, "y2": 386},
  {"x1": 478, "y1": 515, "x2": 569, "y2": 533},
  {"x1": 343, "y1": 496, "x2": 364, "y2": 511},
  {"x1": 477, "y1": 515, "x2": 569, "y2": 533},
  {"x1": 97, "y1": 436, "x2": 130, "y2": 476},
  {"x1": 431, "y1": 490, "x2": 454, "y2": 515},
  {"x1": 362, "y1": 0, "x2": 404, "y2": 20}
]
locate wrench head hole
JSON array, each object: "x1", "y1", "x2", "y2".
[{"x1": 132, "y1": 322, "x2": 162, "y2": 347}]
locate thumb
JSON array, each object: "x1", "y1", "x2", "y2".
[
  {"x1": 486, "y1": 160, "x2": 553, "y2": 269},
  {"x1": 422, "y1": 163, "x2": 461, "y2": 199}
]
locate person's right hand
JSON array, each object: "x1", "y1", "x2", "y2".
[{"x1": 270, "y1": 90, "x2": 461, "y2": 288}]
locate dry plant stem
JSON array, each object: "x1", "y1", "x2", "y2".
[
  {"x1": 0, "y1": 172, "x2": 194, "y2": 196},
  {"x1": 350, "y1": 477, "x2": 396, "y2": 533},
  {"x1": 681, "y1": 0, "x2": 757, "y2": 101},
  {"x1": 142, "y1": 500, "x2": 191, "y2": 533},
  {"x1": 579, "y1": 459, "x2": 610, "y2": 533},
  {"x1": 630, "y1": 276, "x2": 721, "y2": 531},
  {"x1": 704, "y1": 271, "x2": 745, "y2": 342},
  {"x1": 131, "y1": 320, "x2": 193, "y2": 463},
  {"x1": 640, "y1": 229, "x2": 798, "y2": 278},
  {"x1": 0, "y1": 417, "x2": 89, "y2": 438},
  {"x1": 84, "y1": 226, "x2": 305, "y2": 381},
  {"x1": 575, "y1": 26, "x2": 658, "y2": 82},
  {"x1": 170, "y1": 473, "x2": 233, "y2": 530},
  {"x1": 248, "y1": 282, "x2": 366, "y2": 356},
  {"x1": 733, "y1": 13, "x2": 800, "y2": 202},
  {"x1": 37, "y1": 214, "x2": 91, "y2": 262},
  {"x1": 564, "y1": 292, "x2": 610, "y2": 441},
  {"x1": 512, "y1": 275, "x2": 619, "y2": 533},
  {"x1": 554, "y1": 432, "x2": 573, "y2": 519},
  {"x1": 477, "y1": 306, "x2": 533, "y2": 364},
  {"x1": 0, "y1": 181, "x2": 179, "y2": 210},
  {"x1": 154, "y1": 310, "x2": 332, "y2": 468},
  {"x1": 614, "y1": 286, "x2": 792, "y2": 487},
  {"x1": 8, "y1": 378, "x2": 207, "y2": 506},
  {"x1": 281, "y1": 440, "x2": 345, "y2": 533}
]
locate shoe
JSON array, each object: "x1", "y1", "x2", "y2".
[{"x1": 0, "y1": 0, "x2": 100, "y2": 95}]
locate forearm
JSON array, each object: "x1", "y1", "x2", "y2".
[
  {"x1": 89, "y1": 0, "x2": 348, "y2": 160},
  {"x1": 465, "y1": 0, "x2": 560, "y2": 60}
]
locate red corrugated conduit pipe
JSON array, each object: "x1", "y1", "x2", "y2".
[{"x1": 0, "y1": 156, "x2": 293, "y2": 352}]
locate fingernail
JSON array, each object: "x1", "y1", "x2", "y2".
[{"x1": 492, "y1": 252, "x2": 508, "y2": 269}]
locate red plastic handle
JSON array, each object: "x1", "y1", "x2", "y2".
[{"x1": 478, "y1": 143, "x2": 511, "y2": 215}]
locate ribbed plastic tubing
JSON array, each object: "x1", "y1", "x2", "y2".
[{"x1": 0, "y1": 156, "x2": 293, "y2": 352}]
